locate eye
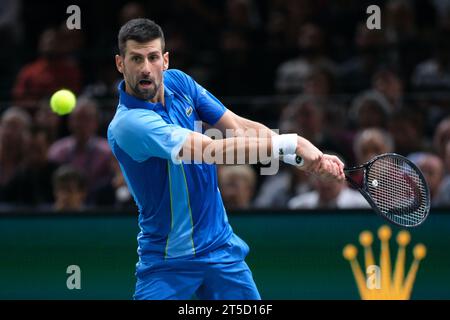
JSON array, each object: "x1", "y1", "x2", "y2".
[
  {"x1": 150, "y1": 55, "x2": 159, "y2": 61},
  {"x1": 131, "y1": 56, "x2": 142, "y2": 62}
]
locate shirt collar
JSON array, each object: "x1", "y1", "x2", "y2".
[{"x1": 118, "y1": 78, "x2": 174, "y2": 110}]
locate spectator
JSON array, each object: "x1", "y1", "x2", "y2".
[
  {"x1": 303, "y1": 66, "x2": 335, "y2": 99},
  {"x1": 82, "y1": 59, "x2": 121, "y2": 103},
  {"x1": 433, "y1": 116, "x2": 450, "y2": 160},
  {"x1": 288, "y1": 174, "x2": 369, "y2": 209},
  {"x1": 431, "y1": 0, "x2": 450, "y2": 30},
  {"x1": 81, "y1": 58, "x2": 121, "y2": 137},
  {"x1": 48, "y1": 98, "x2": 111, "y2": 193},
  {"x1": 372, "y1": 68, "x2": 404, "y2": 112},
  {"x1": 414, "y1": 153, "x2": 445, "y2": 206},
  {"x1": 353, "y1": 128, "x2": 395, "y2": 165},
  {"x1": 349, "y1": 69, "x2": 404, "y2": 131},
  {"x1": 388, "y1": 109, "x2": 429, "y2": 156},
  {"x1": 444, "y1": 139, "x2": 450, "y2": 174},
  {"x1": 225, "y1": 0, "x2": 261, "y2": 34},
  {"x1": 53, "y1": 165, "x2": 87, "y2": 211},
  {"x1": 338, "y1": 23, "x2": 387, "y2": 93},
  {"x1": 435, "y1": 141, "x2": 450, "y2": 207},
  {"x1": 1, "y1": 0, "x2": 449, "y2": 213},
  {"x1": 163, "y1": 26, "x2": 194, "y2": 77},
  {"x1": 279, "y1": 95, "x2": 345, "y2": 159},
  {"x1": 303, "y1": 66, "x2": 342, "y2": 116},
  {"x1": 171, "y1": 0, "x2": 224, "y2": 52},
  {"x1": 350, "y1": 128, "x2": 395, "y2": 186},
  {"x1": 275, "y1": 23, "x2": 336, "y2": 94},
  {"x1": 218, "y1": 165, "x2": 257, "y2": 209},
  {"x1": 4, "y1": 127, "x2": 58, "y2": 207},
  {"x1": 58, "y1": 22, "x2": 85, "y2": 59},
  {"x1": 90, "y1": 155, "x2": 135, "y2": 210},
  {"x1": 12, "y1": 27, "x2": 82, "y2": 113},
  {"x1": 384, "y1": 0, "x2": 420, "y2": 78},
  {"x1": 0, "y1": 107, "x2": 31, "y2": 203},
  {"x1": 266, "y1": 0, "x2": 319, "y2": 51},
  {"x1": 33, "y1": 99, "x2": 63, "y2": 144},
  {"x1": 303, "y1": 66, "x2": 350, "y2": 148},
  {"x1": 215, "y1": 1, "x2": 264, "y2": 96},
  {"x1": 216, "y1": 29, "x2": 255, "y2": 96},
  {"x1": 412, "y1": 31, "x2": 450, "y2": 90},
  {"x1": 118, "y1": 2, "x2": 146, "y2": 26},
  {"x1": 254, "y1": 164, "x2": 311, "y2": 209},
  {"x1": 385, "y1": 0, "x2": 416, "y2": 45},
  {"x1": 349, "y1": 90, "x2": 391, "y2": 130},
  {"x1": 0, "y1": 0, "x2": 23, "y2": 101}
]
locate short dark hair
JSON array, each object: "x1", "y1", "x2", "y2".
[
  {"x1": 53, "y1": 165, "x2": 87, "y2": 192},
  {"x1": 118, "y1": 18, "x2": 165, "y2": 56}
]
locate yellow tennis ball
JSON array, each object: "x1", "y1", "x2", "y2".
[{"x1": 50, "y1": 89, "x2": 77, "y2": 115}]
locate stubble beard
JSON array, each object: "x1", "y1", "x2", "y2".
[{"x1": 131, "y1": 79, "x2": 160, "y2": 101}]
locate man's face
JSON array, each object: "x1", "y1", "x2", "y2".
[
  {"x1": 358, "y1": 136, "x2": 390, "y2": 164},
  {"x1": 417, "y1": 156, "x2": 444, "y2": 198},
  {"x1": 54, "y1": 182, "x2": 86, "y2": 211},
  {"x1": 115, "y1": 38, "x2": 169, "y2": 101},
  {"x1": 0, "y1": 116, "x2": 29, "y2": 149}
]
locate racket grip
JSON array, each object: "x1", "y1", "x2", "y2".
[{"x1": 283, "y1": 154, "x2": 304, "y2": 167}]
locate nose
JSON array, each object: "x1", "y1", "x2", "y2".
[{"x1": 141, "y1": 58, "x2": 151, "y2": 75}]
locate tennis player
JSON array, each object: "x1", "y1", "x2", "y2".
[{"x1": 108, "y1": 18, "x2": 345, "y2": 300}]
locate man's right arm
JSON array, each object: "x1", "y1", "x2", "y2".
[
  {"x1": 178, "y1": 132, "x2": 345, "y2": 181},
  {"x1": 178, "y1": 131, "x2": 273, "y2": 164},
  {"x1": 112, "y1": 108, "x2": 344, "y2": 181}
]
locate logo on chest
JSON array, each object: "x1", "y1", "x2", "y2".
[
  {"x1": 185, "y1": 105, "x2": 193, "y2": 117},
  {"x1": 182, "y1": 94, "x2": 194, "y2": 118}
]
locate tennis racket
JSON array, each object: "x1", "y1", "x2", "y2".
[{"x1": 344, "y1": 153, "x2": 430, "y2": 227}]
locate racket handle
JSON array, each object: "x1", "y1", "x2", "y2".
[{"x1": 283, "y1": 154, "x2": 304, "y2": 167}]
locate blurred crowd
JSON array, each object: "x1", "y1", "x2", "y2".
[{"x1": 1, "y1": 0, "x2": 450, "y2": 211}]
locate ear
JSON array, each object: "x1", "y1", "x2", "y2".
[
  {"x1": 115, "y1": 54, "x2": 124, "y2": 74},
  {"x1": 163, "y1": 51, "x2": 169, "y2": 70}
]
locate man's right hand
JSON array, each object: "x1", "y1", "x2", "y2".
[
  {"x1": 295, "y1": 136, "x2": 345, "y2": 181},
  {"x1": 295, "y1": 136, "x2": 323, "y2": 172}
]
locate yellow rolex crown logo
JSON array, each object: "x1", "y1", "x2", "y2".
[{"x1": 343, "y1": 225, "x2": 426, "y2": 300}]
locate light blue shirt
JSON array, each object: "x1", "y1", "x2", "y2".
[{"x1": 108, "y1": 69, "x2": 235, "y2": 262}]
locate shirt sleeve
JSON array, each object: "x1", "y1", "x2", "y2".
[
  {"x1": 112, "y1": 108, "x2": 191, "y2": 164},
  {"x1": 194, "y1": 82, "x2": 227, "y2": 125},
  {"x1": 167, "y1": 69, "x2": 228, "y2": 125}
]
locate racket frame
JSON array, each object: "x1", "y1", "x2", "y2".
[{"x1": 344, "y1": 153, "x2": 430, "y2": 227}]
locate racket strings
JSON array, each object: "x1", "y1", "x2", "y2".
[{"x1": 366, "y1": 156, "x2": 429, "y2": 227}]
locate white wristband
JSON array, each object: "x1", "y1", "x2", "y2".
[
  {"x1": 271, "y1": 134, "x2": 298, "y2": 159},
  {"x1": 283, "y1": 154, "x2": 305, "y2": 167}
]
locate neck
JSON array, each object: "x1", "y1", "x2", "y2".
[{"x1": 150, "y1": 84, "x2": 165, "y2": 105}]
